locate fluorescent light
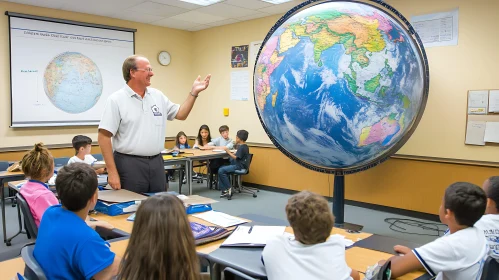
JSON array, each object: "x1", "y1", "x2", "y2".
[
  {"x1": 179, "y1": 0, "x2": 223, "y2": 6},
  {"x1": 261, "y1": 0, "x2": 293, "y2": 4}
]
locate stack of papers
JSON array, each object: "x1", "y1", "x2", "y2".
[
  {"x1": 221, "y1": 226, "x2": 286, "y2": 247},
  {"x1": 192, "y1": 211, "x2": 247, "y2": 228}
]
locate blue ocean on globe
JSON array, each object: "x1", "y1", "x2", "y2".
[
  {"x1": 44, "y1": 52, "x2": 103, "y2": 114},
  {"x1": 254, "y1": 1, "x2": 428, "y2": 172}
]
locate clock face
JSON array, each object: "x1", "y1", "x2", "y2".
[{"x1": 158, "y1": 51, "x2": 171, "y2": 66}]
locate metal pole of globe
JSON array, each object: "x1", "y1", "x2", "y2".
[{"x1": 333, "y1": 174, "x2": 345, "y2": 225}]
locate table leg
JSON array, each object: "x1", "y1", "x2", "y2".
[
  {"x1": 1, "y1": 179, "x2": 6, "y2": 245},
  {"x1": 186, "y1": 160, "x2": 193, "y2": 195},
  {"x1": 210, "y1": 263, "x2": 221, "y2": 280}
]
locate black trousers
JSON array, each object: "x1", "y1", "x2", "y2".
[{"x1": 114, "y1": 152, "x2": 167, "y2": 194}]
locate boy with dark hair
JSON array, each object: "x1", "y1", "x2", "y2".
[
  {"x1": 475, "y1": 176, "x2": 499, "y2": 259},
  {"x1": 378, "y1": 182, "x2": 488, "y2": 279},
  {"x1": 34, "y1": 163, "x2": 120, "y2": 279},
  {"x1": 68, "y1": 135, "x2": 105, "y2": 174},
  {"x1": 262, "y1": 191, "x2": 360, "y2": 280},
  {"x1": 219, "y1": 130, "x2": 250, "y2": 199}
]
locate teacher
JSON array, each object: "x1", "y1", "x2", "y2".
[{"x1": 98, "y1": 55, "x2": 211, "y2": 193}]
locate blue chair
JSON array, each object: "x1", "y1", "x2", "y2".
[
  {"x1": 480, "y1": 256, "x2": 499, "y2": 280},
  {"x1": 223, "y1": 267, "x2": 257, "y2": 280},
  {"x1": 92, "y1": 154, "x2": 104, "y2": 161},
  {"x1": 21, "y1": 245, "x2": 47, "y2": 280},
  {"x1": 53, "y1": 157, "x2": 70, "y2": 167},
  {"x1": 0, "y1": 161, "x2": 9, "y2": 171}
]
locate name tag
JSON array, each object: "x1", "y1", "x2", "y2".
[{"x1": 151, "y1": 105, "x2": 162, "y2": 116}]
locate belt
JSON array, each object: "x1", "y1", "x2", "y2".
[{"x1": 115, "y1": 152, "x2": 160, "y2": 159}]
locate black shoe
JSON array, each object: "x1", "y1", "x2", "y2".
[{"x1": 220, "y1": 190, "x2": 228, "y2": 198}]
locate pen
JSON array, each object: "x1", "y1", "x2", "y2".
[{"x1": 248, "y1": 226, "x2": 253, "y2": 234}]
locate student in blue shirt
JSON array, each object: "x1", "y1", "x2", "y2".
[{"x1": 34, "y1": 163, "x2": 120, "y2": 280}]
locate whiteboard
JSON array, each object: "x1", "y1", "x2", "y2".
[{"x1": 8, "y1": 15, "x2": 135, "y2": 127}]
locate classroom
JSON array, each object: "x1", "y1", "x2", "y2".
[{"x1": 0, "y1": 0, "x2": 498, "y2": 279}]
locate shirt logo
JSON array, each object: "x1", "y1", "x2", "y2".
[{"x1": 151, "y1": 105, "x2": 162, "y2": 116}]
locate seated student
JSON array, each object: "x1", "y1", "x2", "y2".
[
  {"x1": 168, "y1": 131, "x2": 191, "y2": 182},
  {"x1": 378, "y1": 182, "x2": 488, "y2": 280},
  {"x1": 174, "y1": 131, "x2": 191, "y2": 150},
  {"x1": 68, "y1": 135, "x2": 105, "y2": 175},
  {"x1": 206, "y1": 125, "x2": 234, "y2": 188},
  {"x1": 34, "y1": 163, "x2": 120, "y2": 279},
  {"x1": 262, "y1": 191, "x2": 360, "y2": 280},
  {"x1": 118, "y1": 194, "x2": 202, "y2": 280},
  {"x1": 475, "y1": 176, "x2": 499, "y2": 259},
  {"x1": 218, "y1": 130, "x2": 250, "y2": 198},
  {"x1": 192, "y1": 124, "x2": 211, "y2": 149},
  {"x1": 19, "y1": 143, "x2": 58, "y2": 227}
]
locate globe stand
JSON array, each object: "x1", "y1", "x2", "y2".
[{"x1": 333, "y1": 174, "x2": 363, "y2": 232}]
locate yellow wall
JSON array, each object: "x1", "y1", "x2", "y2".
[
  {"x1": 191, "y1": 0, "x2": 499, "y2": 162},
  {"x1": 0, "y1": 1, "x2": 194, "y2": 149}
]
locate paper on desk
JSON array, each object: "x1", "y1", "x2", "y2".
[
  {"x1": 283, "y1": 232, "x2": 355, "y2": 247},
  {"x1": 465, "y1": 120, "x2": 486, "y2": 145},
  {"x1": 484, "y1": 122, "x2": 499, "y2": 143},
  {"x1": 192, "y1": 211, "x2": 247, "y2": 228},
  {"x1": 222, "y1": 226, "x2": 285, "y2": 247},
  {"x1": 98, "y1": 189, "x2": 148, "y2": 203}
]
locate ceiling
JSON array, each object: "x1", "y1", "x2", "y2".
[{"x1": 4, "y1": 0, "x2": 306, "y2": 31}]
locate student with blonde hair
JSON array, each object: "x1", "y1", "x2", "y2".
[{"x1": 19, "y1": 143, "x2": 57, "y2": 227}]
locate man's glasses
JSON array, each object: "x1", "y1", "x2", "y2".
[{"x1": 134, "y1": 67, "x2": 153, "y2": 72}]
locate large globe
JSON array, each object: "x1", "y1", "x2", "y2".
[
  {"x1": 44, "y1": 52, "x2": 103, "y2": 114},
  {"x1": 254, "y1": 0, "x2": 429, "y2": 173}
]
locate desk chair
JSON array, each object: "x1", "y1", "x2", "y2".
[
  {"x1": 0, "y1": 161, "x2": 9, "y2": 171},
  {"x1": 480, "y1": 256, "x2": 499, "y2": 280},
  {"x1": 17, "y1": 193, "x2": 37, "y2": 239},
  {"x1": 223, "y1": 267, "x2": 259, "y2": 280},
  {"x1": 230, "y1": 154, "x2": 258, "y2": 199},
  {"x1": 54, "y1": 157, "x2": 70, "y2": 167},
  {"x1": 22, "y1": 244, "x2": 47, "y2": 280},
  {"x1": 92, "y1": 154, "x2": 104, "y2": 161}
]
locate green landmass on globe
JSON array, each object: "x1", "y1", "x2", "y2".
[
  {"x1": 254, "y1": 1, "x2": 427, "y2": 172},
  {"x1": 44, "y1": 52, "x2": 103, "y2": 114}
]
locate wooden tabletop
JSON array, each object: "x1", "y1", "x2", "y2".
[
  {"x1": 0, "y1": 209, "x2": 424, "y2": 280},
  {"x1": 0, "y1": 171, "x2": 24, "y2": 179}
]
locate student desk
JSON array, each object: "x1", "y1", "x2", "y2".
[
  {"x1": 0, "y1": 171, "x2": 25, "y2": 246},
  {"x1": 0, "y1": 210, "x2": 425, "y2": 280},
  {"x1": 177, "y1": 149, "x2": 230, "y2": 194}
]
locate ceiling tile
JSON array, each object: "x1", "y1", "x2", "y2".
[
  {"x1": 206, "y1": 18, "x2": 239, "y2": 27},
  {"x1": 258, "y1": 0, "x2": 302, "y2": 15},
  {"x1": 4, "y1": 0, "x2": 67, "y2": 9},
  {"x1": 127, "y1": 1, "x2": 188, "y2": 17},
  {"x1": 110, "y1": 11, "x2": 165, "y2": 24},
  {"x1": 169, "y1": 11, "x2": 226, "y2": 24},
  {"x1": 197, "y1": 3, "x2": 260, "y2": 18},
  {"x1": 149, "y1": 0, "x2": 202, "y2": 10},
  {"x1": 151, "y1": 18, "x2": 200, "y2": 29},
  {"x1": 59, "y1": 0, "x2": 146, "y2": 17},
  {"x1": 187, "y1": 25, "x2": 211, "y2": 31},
  {"x1": 238, "y1": 11, "x2": 271, "y2": 21},
  {"x1": 225, "y1": 0, "x2": 273, "y2": 10}
]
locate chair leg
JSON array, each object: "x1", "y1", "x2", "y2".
[{"x1": 238, "y1": 176, "x2": 258, "y2": 198}]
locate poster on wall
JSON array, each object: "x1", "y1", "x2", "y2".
[
  {"x1": 411, "y1": 9, "x2": 459, "y2": 48},
  {"x1": 249, "y1": 41, "x2": 263, "y2": 65},
  {"x1": 231, "y1": 45, "x2": 248, "y2": 68}
]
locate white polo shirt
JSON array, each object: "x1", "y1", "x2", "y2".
[
  {"x1": 98, "y1": 85, "x2": 180, "y2": 156},
  {"x1": 412, "y1": 226, "x2": 488, "y2": 280},
  {"x1": 262, "y1": 235, "x2": 353, "y2": 280}
]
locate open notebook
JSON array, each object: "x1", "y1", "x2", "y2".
[{"x1": 221, "y1": 226, "x2": 286, "y2": 247}]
